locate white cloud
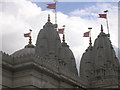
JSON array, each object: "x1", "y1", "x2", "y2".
[{"x1": 0, "y1": 0, "x2": 118, "y2": 71}]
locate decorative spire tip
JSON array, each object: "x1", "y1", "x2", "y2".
[
  {"x1": 29, "y1": 29, "x2": 32, "y2": 44},
  {"x1": 101, "y1": 24, "x2": 103, "y2": 32},
  {"x1": 62, "y1": 34, "x2": 65, "y2": 43},
  {"x1": 89, "y1": 37, "x2": 92, "y2": 46},
  {"x1": 48, "y1": 14, "x2": 50, "y2": 22}
]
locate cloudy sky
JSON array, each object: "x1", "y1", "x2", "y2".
[{"x1": 0, "y1": 0, "x2": 119, "y2": 69}]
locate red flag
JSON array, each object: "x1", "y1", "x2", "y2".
[
  {"x1": 83, "y1": 31, "x2": 90, "y2": 37},
  {"x1": 98, "y1": 14, "x2": 106, "y2": 18},
  {"x1": 58, "y1": 29, "x2": 64, "y2": 34},
  {"x1": 47, "y1": 3, "x2": 56, "y2": 9},
  {"x1": 24, "y1": 33, "x2": 30, "y2": 37}
]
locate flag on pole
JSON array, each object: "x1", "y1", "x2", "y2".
[
  {"x1": 47, "y1": 3, "x2": 56, "y2": 9},
  {"x1": 83, "y1": 31, "x2": 90, "y2": 37},
  {"x1": 58, "y1": 28, "x2": 64, "y2": 34},
  {"x1": 98, "y1": 14, "x2": 106, "y2": 18},
  {"x1": 24, "y1": 33, "x2": 30, "y2": 37}
]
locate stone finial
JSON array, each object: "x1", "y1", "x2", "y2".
[
  {"x1": 62, "y1": 34, "x2": 65, "y2": 43},
  {"x1": 101, "y1": 24, "x2": 103, "y2": 32},
  {"x1": 29, "y1": 36, "x2": 32, "y2": 44},
  {"x1": 29, "y1": 29, "x2": 32, "y2": 44},
  {"x1": 62, "y1": 25, "x2": 65, "y2": 43},
  {"x1": 88, "y1": 27, "x2": 92, "y2": 46},
  {"x1": 48, "y1": 14, "x2": 50, "y2": 22},
  {"x1": 89, "y1": 37, "x2": 92, "y2": 46}
]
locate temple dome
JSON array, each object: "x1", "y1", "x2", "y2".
[{"x1": 12, "y1": 44, "x2": 35, "y2": 57}]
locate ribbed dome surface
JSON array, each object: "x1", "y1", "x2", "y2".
[{"x1": 12, "y1": 44, "x2": 35, "y2": 57}]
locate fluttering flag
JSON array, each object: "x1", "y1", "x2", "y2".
[
  {"x1": 83, "y1": 31, "x2": 90, "y2": 37},
  {"x1": 47, "y1": 3, "x2": 56, "y2": 9},
  {"x1": 24, "y1": 33, "x2": 30, "y2": 37},
  {"x1": 98, "y1": 14, "x2": 106, "y2": 18},
  {"x1": 58, "y1": 28, "x2": 64, "y2": 34}
]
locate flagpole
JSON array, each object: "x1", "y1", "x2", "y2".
[{"x1": 104, "y1": 10, "x2": 110, "y2": 37}]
